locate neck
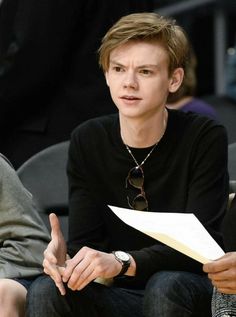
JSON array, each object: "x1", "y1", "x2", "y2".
[{"x1": 120, "y1": 108, "x2": 168, "y2": 148}]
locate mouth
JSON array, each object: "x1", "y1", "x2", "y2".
[{"x1": 120, "y1": 95, "x2": 141, "y2": 101}]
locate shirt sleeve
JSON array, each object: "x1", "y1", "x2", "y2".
[
  {"x1": 0, "y1": 157, "x2": 50, "y2": 278},
  {"x1": 66, "y1": 130, "x2": 110, "y2": 257}
]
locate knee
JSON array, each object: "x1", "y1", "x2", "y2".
[
  {"x1": 27, "y1": 274, "x2": 57, "y2": 304},
  {"x1": 143, "y1": 271, "x2": 212, "y2": 317},
  {"x1": 144, "y1": 271, "x2": 195, "y2": 307},
  {"x1": 0, "y1": 279, "x2": 27, "y2": 316},
  {"x1": 26, "y1": 275, "x2": 72, "y2": 317},
  {"x1": 0, "y1": 278, "x2": 27, "y2": 303},
  {"x1": 145, "y1": 271, "x2": 186, "y2": 299}
]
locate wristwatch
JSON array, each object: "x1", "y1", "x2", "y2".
[{"x1": 112, "y1": 251, "x2": 131, "y2": 277}]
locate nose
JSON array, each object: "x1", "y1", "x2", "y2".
[{"x1": 123, "y1": 71, "x2": 138, "y2": 90}]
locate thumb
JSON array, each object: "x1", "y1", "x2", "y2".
[{"x1": 49, "y1": 213, "x2": 62, "y2": 239}]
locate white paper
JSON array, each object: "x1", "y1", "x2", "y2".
[{"x1": 108, "y1": 205, "x2": 225, "y2": 264}]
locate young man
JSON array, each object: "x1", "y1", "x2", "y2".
[
  {"x1": 26, "y1": 12, "x2": 229, "y2": 317},
  {"x1": 0, "y1": 153, "x2": 50, "y2": 317}
]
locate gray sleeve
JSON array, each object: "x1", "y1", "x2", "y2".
[{"x1": 0, "y1": 157, "x2": 50, "y2": 278}]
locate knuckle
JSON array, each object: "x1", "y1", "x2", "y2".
[
  {"x1": 95, "y1": 264, "x2": 105, "y2": 276},
  {"x1": 43, "y1": 259, "x2": 48, "y2": 268},
  {"x1": 232, "y1": 269, "x2": 236, "y2": 278},
  {"x1": 81, "y1": 246, "x2": 90, "y2": 253},
  {"x1": 74, "y1": 266, "x2": 82, "y2": 275},
  {"x1": 79, "y1": 272, "x2": 87, "y2": 281}
]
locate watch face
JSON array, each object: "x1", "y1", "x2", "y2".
[{"x1": 115, "y1": 251, "x2": 130, "y2": 261}]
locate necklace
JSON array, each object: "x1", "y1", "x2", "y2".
[
  {"x1": 125, "y1": 142, "x2": 158, "y2": 167},
  {"x1": 124, "y1": 110, "x2": 167, "y2": 167}
]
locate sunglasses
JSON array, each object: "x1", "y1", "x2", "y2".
[{"x1": 125, "y1": 166, "x2": 149, "y2": 211}]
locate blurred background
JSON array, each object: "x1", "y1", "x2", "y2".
[
  {"x1": 1, "y1": 0, "x2": 236, "y2": 168},
  {"x1": 154, "y1": 0, "x2": 236, "y2": 143},
  {"x1": 155, "y1": 0, "x2": 236, "y2": 96}
]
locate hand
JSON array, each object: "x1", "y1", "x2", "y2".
[
  {"x1": 203, "y1": 252, "x2": 236, "y2": 294},
  {"x1": 43, "y1": 213, "x2": 67, "y2": 295},
  {"x1": 61, "y1": 246, "x2": 122, "y2": 291}
]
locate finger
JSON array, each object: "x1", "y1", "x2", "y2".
[
  {"x1": 44, "y1": 247, "x2": 58, "y2": 264},
  {"x1": 62, "y1": 252, "x2": 84, "y2": 283},
  {"x1": 216, "y1": 287, "x2": 236, "y2": 295},
  {"x1": 43, "y1": 258, "x2": 61, "y2": 278},
  {"x1": 55, "y1": 266, "x2": 67, "y2": 295},
  {"x1": 208, "y1": 272, "x2": 228, "y2": 282},
  {"x1": 64, "y1": 254, "x2": 91, "y2": 289},
  {"x1": 76, "y1": 267, "x2": 97, "y2": 291},
  {"x1": 208, "y1": 266, "x2": 236, "y2": 282},
  {"x1": 49, "y1": 213, "x2": 62, "y2": 239},
  {"x1": 55, "y1": 281, "x2": 66, "y2": 296},
  {"x1": 43, "y1": 261, "x2": 66, "y2": 295},
  {"x1": 204, "y1": 253, "x2": 236, "y2": 273},
  {"x1": 213, "y1": 278, "x2": 236, "y2": 290},
  {"x1": 68, "y1": 262, "x2": 96, "y2": 291}
]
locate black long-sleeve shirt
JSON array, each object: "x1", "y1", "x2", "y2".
[{"x1": 67, "y1": 109, "x2": 229, "y2": 288}]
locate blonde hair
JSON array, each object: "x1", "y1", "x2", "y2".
[
  {"x1": 167, "y1": 46, "x2": 197, "y2": 103},
  {"x1": 98, "y1": 12, "x2": 190, "y2": 75}
]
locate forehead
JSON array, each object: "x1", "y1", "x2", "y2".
[{"x1": 109, "y1": 40, "x2": 169, "y2": 66}]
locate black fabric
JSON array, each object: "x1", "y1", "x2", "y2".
[
  {"x1": 0, "y1": 152, "x2": 13, "y2": 168},
  {"x1": 222, "y1": 195, "x2": 236, "y2": 252},
  {"x1": 66, "y1": 109, "x2": 229, "y2": 288},
  {"x1": 0, "y1": 0, "x2": 154, "y2": 168}
]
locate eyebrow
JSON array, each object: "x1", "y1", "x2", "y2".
[{"x1": 109, "y1": 60, "x2": 159, "y2": 69}]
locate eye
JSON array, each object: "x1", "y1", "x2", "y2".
[
  {"x1": 140, "y1": 69, "x2": 152, "y2": 75},
  {"x1": 113, "y1": 66, "x2": 124, "y2": 72}
]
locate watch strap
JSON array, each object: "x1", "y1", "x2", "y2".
[{"x1": 112, "y1": 251, "x2": 131, "y2": 277}]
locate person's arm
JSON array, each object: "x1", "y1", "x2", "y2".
[
  {"x1": 66, "y1": 130, "x2": 110, "y2": 256},
  {"x1": 0, "y1": 157, "x2": 50, "y2": 278}
]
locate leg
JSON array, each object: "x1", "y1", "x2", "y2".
[
  {"x1": 212, "y1": 287, "x2": 236, "y2": 317},
  {"x1": 143, "y1": 271, "x2": 212, "y2": 317},
  {"x1": 26, "y1": 274, "x2": 144, "y2": 317},
  {"x1": 0, "y1": 279, "x2": 27, "y2": 317}
]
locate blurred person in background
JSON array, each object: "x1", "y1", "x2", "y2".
[
  {"x1": 166, "y1": 46, "x2": 217, "y2": 120},
  {"x1": 0, "y1": 0, "x2": 154, "y2": 168},
  {"x1": 225, "y1": 38, "x2": 236, "y2": 103}
]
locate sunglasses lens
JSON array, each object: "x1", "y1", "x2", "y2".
[
  {"x1": 128, "y1": 166, "x2": 144, "y2": 188},
  {"x1": 126, "y1": 166, "x2": 148, "y2": 211},
  {"x1": 132, "y1": 194, "x2": 148, "y2": 211}
]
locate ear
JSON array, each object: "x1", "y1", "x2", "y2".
[
  {"x1": 105, "y1": 72, "x2": 110, "y2": 87},
  {"x1": 168, "y1": 68, "x2": 184, "y2": 93}
]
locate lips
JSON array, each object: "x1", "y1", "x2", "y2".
[{"x1": 121, "y1": 95, "x2": 141, "y2": 100}]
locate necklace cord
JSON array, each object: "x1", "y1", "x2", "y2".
[{"x1": 125, "y1": 110, "x2": 167, "y2": 166}]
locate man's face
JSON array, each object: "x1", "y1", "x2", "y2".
[{"x1": 105, "y1": 41, "x2": 182, "y2": 121}]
